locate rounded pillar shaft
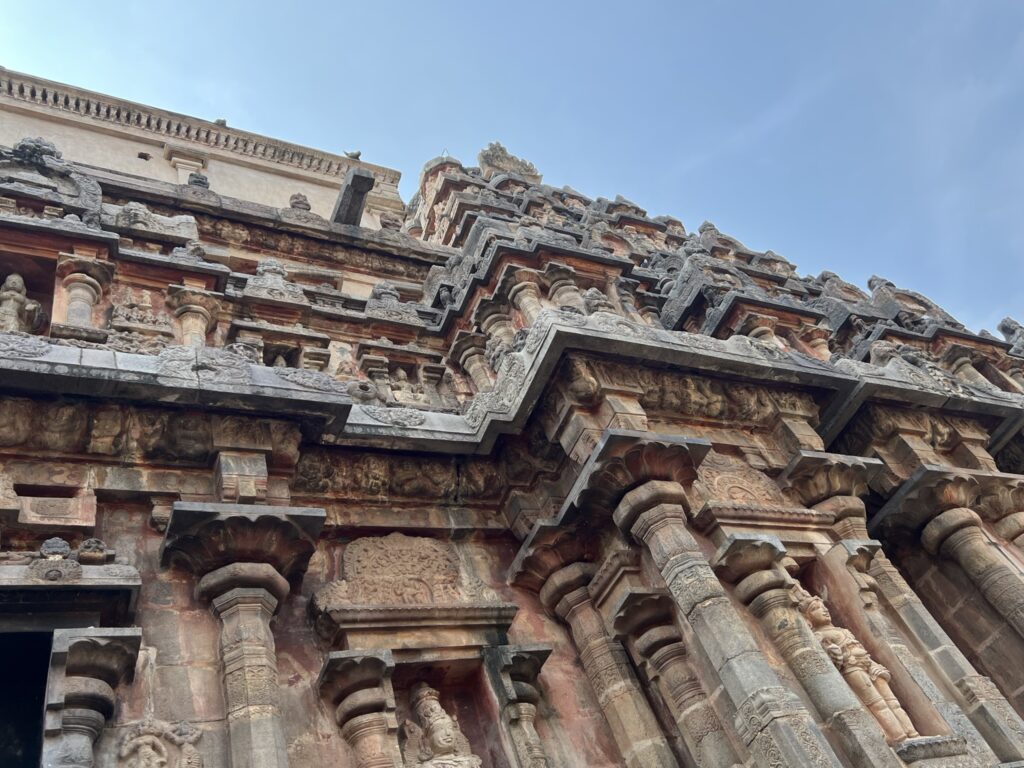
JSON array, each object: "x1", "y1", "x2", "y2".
[
  {"x1": 340, "y1": 713, "x2": 401, "y2": 768},
  {"x1": 617, "y1": 490, "x2": 842, "y2": 768},
  {"x1": 925, "y1": 508, "x2": 1024, "y2": 639},
  {"x1": 556, "y1": 585, "x2": 679, "y2": 768},
  {"x1": 645, "y1": 643, "x2": 739, "y2": 768},
  {"x1": 62, "y1": 273, "x2": 101, "y2": 327},
  {"x1": 175, "y1": 305, "x2": 212, "y2": 347}
]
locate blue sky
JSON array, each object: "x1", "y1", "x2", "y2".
[{"x1": 2, "y1": 1, "x2": 1022, "y2": 332}]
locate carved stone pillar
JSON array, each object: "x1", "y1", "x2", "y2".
[
  {"x1": 484, "y1": 644, "x2": 555, "y2": 768},
  {"x1": 63, "y1": 274, "x2": 102, "y2": 326},
  {"x1": 868, "y1": 548, "x2": 1024, "y2": 761},
  {"x1": 941, "y1": 345, "x2": 998, "y2": 392},
  {"x1": 480, "y1": 310, "x2": 516, "y2": 351},
  {"x1": 450, "y1": 331, "x2": 493, "y2": 391},
  {"x1": 317, "y1": 650, "x2": 401, "y2": 768},
  {"x1": 46, "y1": 255, "x2": 113, "y2": 342},
  {"x1": 199, "y1": 563, "x2": 290, "y2": 768},
  {"x1": 922, "y1": 507, "x2": 1024, "y2": 639},
  {"x1": 829, "y1": 542, "x2": 1023, "y2": 764},
  {"x1": 545, "y1": 267, "x2": 585, "y2": 314},
  {"x1": 166, "y1": 284, "x2": 222, "y2": 347},
  {"x1": 613, "y1": 480, "x2": 842, "y2": 768},
  {"x1": 539, "y1": 562, "x2": 679, "y2": 768},
  {"x1": 509, "y1": 279, "x2": 545, "y2": 325},
  {"x1": 799, "y1": 326, "x2": 833, "y2": 361},
  {"x1": 41, "y1": 628, "x2": 141, "y2": 768},
  {"x1": 613, "y1": 591, "x2": 742, "y2": 767},
  {"x1": 161, "y1": 502, "x2": 326, "y2": 768},
  {"x1": 718, "y1": 537, "x2": 904, "y2": 767}
]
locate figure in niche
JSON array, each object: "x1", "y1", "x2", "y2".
[
  {"x1": 0, "y1": 273, "x2": 41, "y2": 333},
  {"x1": 401, "y1": 683, "x2": 482, "y2": 768},
  {"x1": 794, "y1": 585, "x2": 919, "y2": 742},
  {"x1": 392, "y1": 368, "x2": 429, "y2": 405}
]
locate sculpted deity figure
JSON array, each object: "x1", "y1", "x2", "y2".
[
  {"x1": 794, "y1": 587, "x2": 919, "y2": 743},
  {"x1": 122, "y1": 735, "x2": 168, "y2": 768},
  {"x1": 402, "y1": 683, "x2": 481, "y2": 768},
  {"x1": 0, "y1": 273, "x2": 41, "y2": 333},
  {"x1": 391, "y1": 368, "x2": 429, "y2": 405}
]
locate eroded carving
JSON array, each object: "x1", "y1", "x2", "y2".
[
  {"x1": 315, "y1": 533, "x2": 497, "y2": 607},
  {"x1": 401, "y1": 683, "x2": 481, "y2": 768}
]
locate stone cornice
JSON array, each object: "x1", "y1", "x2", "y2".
[{"x1": 0, "y1": 67, "x2": 401, "y2": 191}]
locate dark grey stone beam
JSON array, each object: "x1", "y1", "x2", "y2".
[{"x1": 331, "y1": 167, "x2": 376, "y2": 226}]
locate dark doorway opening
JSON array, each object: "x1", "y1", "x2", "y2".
[{"x1": 0, "y1": 632, "x2": 51, "y2": 767}]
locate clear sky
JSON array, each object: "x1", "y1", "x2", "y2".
[{"x1": 2, "y1": 1, "x2": 1022, "y2": 332}]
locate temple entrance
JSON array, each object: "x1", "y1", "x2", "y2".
[{"x1": 0, "y1": 632, "x2": 51, "y2": 767}]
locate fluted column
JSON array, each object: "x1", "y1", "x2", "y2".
[
  {"x1": 613, "y1": 480, "x2": 842, "y2": 768},
  {"x1": 450, "y1": 332, "x2": 493, "y2": 391},
  {"x1": 724, "y1": 542, "x2": 903, "y2": 767},
  {"x1": 614, "y1": 593, "x2": 742, "y2": 767},
  {"x1": 62, "y1": 273, "x2": 102, "y2": 327},
  {"x1": 484, "y1": 645, "x2": 555, "y2": 768},
  {"x1": 509, "y1": 280, "x2": 545, "y2": 325},
  {"x1": 166, "y1": 285, "x2": 221, "y2": 347},
  {"x1": 547, "y1": 277, "x2": 585, "y2": 314},
  {"x1": 539, "y1": 562, "x2": 679, "y2": 768},
  {"x1": 54, "y1": 255, "x2": 113, "y2": 332},
  {"x1": 923, "y1": 507, "x2": 1024, "y2": 638}
]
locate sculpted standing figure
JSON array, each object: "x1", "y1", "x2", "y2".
[
  {"x1": 795, "y1": 587, "x2": 919, "y2": 742},
  {"x1": 401, "y1": 683, "x2": 481, "y2": 768},
  {"x1": 0, "y1": 273, "x2": 40, "y2": 333}
]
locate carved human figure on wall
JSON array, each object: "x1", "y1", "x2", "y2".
[
  {"x1": 121, "y1": 735, "x2": 168, "y2": 768},
  {"x1": 392, "y1": 368, "x2": 429, "y2": 405},
  {"x1": 402, "y1": 683, "x2": 481, "y2": 768},
  {"x1": 794, "y1": 586, "x2": 918, "y2": 742},
  {"x1": 0, "y1": 273, "x2": 41, "y2": 333}
]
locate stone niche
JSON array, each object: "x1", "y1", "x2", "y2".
[
  {"x1": 311, "y1": 532, "x2": 517, "y2": 654},
  {"x1": 313, "y1": 533, "x2": 523, "y2": 768}
]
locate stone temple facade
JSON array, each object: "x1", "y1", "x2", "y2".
[{"x1": 6, "y1": 69, "x2": 1024, "y2": 768}]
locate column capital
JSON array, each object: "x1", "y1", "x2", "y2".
[
  {"x1": 43, "y1": 627, "x2": 142, "y2": 763},
  {"x1": 161, "y1": 501, "x2": 325, "y2": 585},
  {"x1": 921, "y1": 507, "x2": 983, "y2": 555},
  {"x1": 870, "y1": 465, "x2": 982, "y2": 537},
  {"x1": 55, "y1": 253, "x2": 114, "y2": 285},
  {"x1": 539, "y1": 561, "x2": 596, "y2": 619},
  {"x1": 710, "y1": 532, "x2": 788, "y2": 585},
  {"x1": 776, "y1": 450, "x2": 883, "y2": 507},
  {"x1": 317, "y1": 649, "x2": 396, "y2": 726},
  {"x1": 198, "y1": 562, "x2": 290, "y2": 609},
  {"x1": 483, "y1": 644, "x2": 552, "y2": 708},
  {"x1": 317, "y1": 650, "x2": 401, "y2": 768},
  {"x1": 612, "y1": 479, "x2": 688, "y2": 537}
]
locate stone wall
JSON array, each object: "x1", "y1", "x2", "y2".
[{"x1": 4, "y1": 73, "x2": 1024, "y2": 768}]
